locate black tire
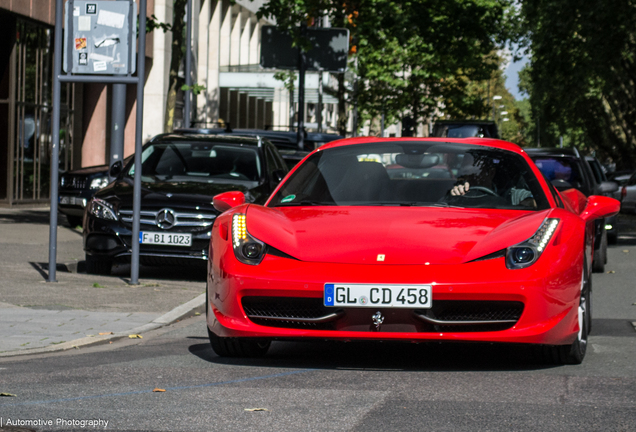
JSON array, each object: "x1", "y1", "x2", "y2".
[
  {"x1": 205, "y1": 284, "x2": 209, "y2": 319},
  {"x1": 208, "y1": 329, "x2": 270, "y2": 357},
  {"x1": 66, "y1": 215, "x2": 83, "y2": 228},
  {"x1": 607, "y1": 230, "x2": 618, "y2": 245},
  {"x1": 586, "y1": 274, "x2": 593, "y2": 335},
  {"x1": 541, "y1": 272, "x2": 589, "y2": 365},
  {"x1": 85, "y1": 254, "x2": 112, "y2": 275},
  {"x1": 592, "y1": 229, "x2": 607, "y2": 273}
]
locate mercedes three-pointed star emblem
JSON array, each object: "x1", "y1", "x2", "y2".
[{"x1": 156, "y1": 208, "x2": 176, "y2": 229}]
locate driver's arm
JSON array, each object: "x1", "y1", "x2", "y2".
[{"x1": 510, "y1": 187, "x2": 533, "y2": 205}]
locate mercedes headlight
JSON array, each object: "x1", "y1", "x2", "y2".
[
  {"x1": 506, "y1": 218, "x2": 560, "y2": 269},
  {"x1": 90, "y1": 176, "x2": 109, "y2": 189},
  {"x1": 89, "y1": 198, "x2": 117, "y2": 221},
  {"x1": 232, "y1": 213, "x2": 266, "y2": 265}
]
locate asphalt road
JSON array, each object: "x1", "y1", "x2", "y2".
[{"x1": 0, "y1": 219, "x2": 634, "y2": 431}]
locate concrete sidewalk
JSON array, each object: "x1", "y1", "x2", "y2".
[{"x1": 0, "y1": 207, "x2": 206, "y2": 357}]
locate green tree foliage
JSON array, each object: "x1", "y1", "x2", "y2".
[
  {"x1": 258, "y1": 0, "x2": 515, "y2": 135},
  {"x1": 446, "y1": 53, "x2": 528, "y2": 145},
  {"x1": 519, "y1": 0, "x2": 636, "y2": 167}
]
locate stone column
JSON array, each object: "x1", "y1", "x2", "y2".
[
  {"x1": 207, "y1": 0, "x2": 223, "y2": 123},
  {"x1": 196, "y1": 0, "x2": 211, "y2": 124},
  {"x1": 143, "y1": 0, "x2": 173, "y2": 139}
]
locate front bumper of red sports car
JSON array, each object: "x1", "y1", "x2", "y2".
[{"x1": 207, "y1": 235, "x2": 584, "y2": 346}]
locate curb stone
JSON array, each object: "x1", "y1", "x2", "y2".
[{"x1": 0, "y1": 293, "x2": 206, "y2": 358}]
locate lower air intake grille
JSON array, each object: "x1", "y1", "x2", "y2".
[
  {"x1": 433, "y1": 300, "x2": 523, "y2": 321},
  {"x1": 242, "y1": 297, "x2": 339, "y2": 330},
  {"x1": 415, "y1": 300, "x2": 524, "y2": 332}
]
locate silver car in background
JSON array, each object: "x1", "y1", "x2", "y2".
[{"x1": 617, "y1": 171, "x2": 636, "y2": 213}]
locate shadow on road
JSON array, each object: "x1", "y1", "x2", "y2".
[
  {"x1": 29, "y1": 260, "x2": 207, "y2": 283},
  {"x1": 112, "y1": 263, "x2": 207, "y2": 283},
  {"x1": 0, "y1": 209, "x2": 54, "y2": 225},
  {"x1": 187, "y1": 338, "x2": 561, "y2": 372}
]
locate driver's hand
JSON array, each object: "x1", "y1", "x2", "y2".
[{"x1": 451, "y1": 181, "x2": 470, "y2": 196}]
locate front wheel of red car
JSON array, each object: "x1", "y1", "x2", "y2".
[
  {"x1": 542, "y1": 279, "x2": 589, "y2": 365},
  {"x1": 208, "y1": 329, "x2": 271, "y2": 357}
]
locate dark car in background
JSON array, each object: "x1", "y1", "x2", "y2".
[
  {"x1": 585, "y1": 155, "x2": 620, "y2": 243},
  {"x1": 608, "y1": 169, "x2": 636, "y2": 187},
  {"x1": 276, "y1": 148, "x2": 310, "y2": 170},
  {"x1": 59, "y1": 165, "x2": 111, "y2": 227},
  {"x1": 615, "y1": 171, "x2": 636, "y2": 213},
  {"x1": 83, "y1": 133, "x2": 288, "y2": 275},
  {"x1": 58, "y1": 156, "x2": 133, "y2": 227},
  {"x1": 525, "y1": 148, "x2": 619, "y2": 272},
  {"x1": 431, "y1": 120, "x2": 499, "y2": 139}
]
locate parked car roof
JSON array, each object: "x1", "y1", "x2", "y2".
[
  {"x1": 524, "y1": 147, "x2": 580, "y2": 157},
  {"x1": 174, "y1": 127, "x2": 344, "y2": 150},
  {"x1": 150, "y1": 132, "x2": 263, "y2": 147},
  {"x1": 431, "y1": 120, "x2": 499, "y2": 139}
]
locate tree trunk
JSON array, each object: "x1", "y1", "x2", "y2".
[{"x1": 164, "y1": 0, "x2": 188, "y2": 133}]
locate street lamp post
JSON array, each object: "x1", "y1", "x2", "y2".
[{"x1": 492, "y1": 95, "x2": 502, "y2": 121}]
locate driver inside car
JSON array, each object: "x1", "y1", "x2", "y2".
[{"x1": 450, "y1": 153, "x2": 535, "y2": 207}]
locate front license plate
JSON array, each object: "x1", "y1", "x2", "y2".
[
  {"x1": 59, "y1": 195, "x2": 87, "y2": 207},
  {"x1": 140, "y1": 232, "x2": 192, "y2": 247},
  {"x1": 324, "y1": 283, "x2": 432, "y2": 308}
]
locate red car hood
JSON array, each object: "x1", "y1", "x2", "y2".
[{"x1": 246, "y1": 206, "x2": 551, "y2": 265}]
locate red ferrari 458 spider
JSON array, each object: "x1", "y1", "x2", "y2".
[{"x1": 206, "y1": 137, "x2": 619, "y2": 364}]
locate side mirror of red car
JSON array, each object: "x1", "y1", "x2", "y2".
[
  {"x1": 213, "y1": 191, "x2": 245, "y2": 213},
  {"x1": 581, "y1": 195, "x2": 620, "y2": 222}
]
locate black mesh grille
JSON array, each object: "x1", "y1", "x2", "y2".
[
  {"x1": 416, "y1": 300, "x2": 524, "y2": 332},
  {"x1": 242, "y1": 297, "x2": 335, "y2": 330},
  {"x1": 61, "y1": 175, "x2": 87, "y2": 190},
  {"x1": 432, "y1": 300, "x2": 524, "y2": 321}
]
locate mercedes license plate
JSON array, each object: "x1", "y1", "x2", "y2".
[
  {"x1": 59, "y1": 195, "x2": 87, "y2": 207},
  {"x1": 324, "y1": 283, "x2": 432, "y2": 308},
  {"x1": 140, "y1": 232, "x2": 192, "y2": 247}
]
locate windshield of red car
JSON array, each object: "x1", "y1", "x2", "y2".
[
  {"x1": 127, "y1": 142, "x2": 262, "y2": 184},
  {"x1": 269, "y1": 142, "x2": 549, "y2": 210}
]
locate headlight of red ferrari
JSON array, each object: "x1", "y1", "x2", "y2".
[
  {"x1": 506, "y1": 218, "x2": 560, "y2": 269},
  {"x1": 231, "y1": 213, "x2": 266, "y2": 265}
]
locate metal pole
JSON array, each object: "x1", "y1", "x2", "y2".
[
  {"x1": 183, "y1": 0, "x2": 193, "y2": 128},
  {"x1": 110, "y1": 84, "x2": 126, "y2": 176},
  {"x1": 58, "y1": 75, "x2": 139, "y2": 84},
  {"x1": 109, "y1": 1, "x2": 130, "y2": 178},
  {"x1": 317, "y1": 69, "x2": 323, "y2": 133},
  {"x1": 48, "y1": 0, "x2": 65, "y2": 282},
  {"x1": 66, "y1": 0, "x2": 75, "y2": 74},
  {"x1": 289, "y1": 81, "x2": 294, "y2": 132},
  {"x1": 381, "y1": 109, "x2": 385, "y2": 137},
  {"x1": 297, "y1": 35, "x2": 305, "y2": 150},
  {"x1": 130, "y1": 0, "x2": 147, "y2": 285}
]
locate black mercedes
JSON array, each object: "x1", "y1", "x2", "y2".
[{"x1": 83, "y1": 133, "x2": 289, "y2": 274}]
